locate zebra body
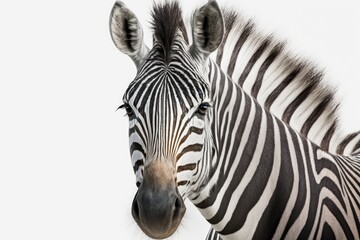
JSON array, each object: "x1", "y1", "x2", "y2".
[{"x1": 109, "y1": 1, "x2": 360, "y2": 239}]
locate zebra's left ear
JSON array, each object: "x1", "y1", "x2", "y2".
[
  {"x1": 109, "y1": 1, "x2": 149, "y2": 69},
  {"x1": 190, "y1": 0, "x2": 224, "y2": 62}
]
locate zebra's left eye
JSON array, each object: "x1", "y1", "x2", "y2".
[
  {"x1": 118, "y1": 103, "x2": 134, "y2": 117},
  {"x1": 197, "y1": 103, "x2": 211, "y2": 115}
]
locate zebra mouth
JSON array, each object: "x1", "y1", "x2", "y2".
[{"x1": 131, "y1": 188, "x2": 186, "y2": 239}]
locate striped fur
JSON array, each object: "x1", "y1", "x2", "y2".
[
  {"x1": 211, "y1": 9, "x2": 360, "y2": 156},
  {"x1": 195, "y1": 60, "x2": 360, "y2": 239},
  {"x1": 123, "y1": 37, "x2": 213, "y2": 198},
  {"x1": 207, "y1": 228, "x2": 222, "y2": 240},
  {"x1": 110, "y1": 1, "x2": 360, "y2": 239}
]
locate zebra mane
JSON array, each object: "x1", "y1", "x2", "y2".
[
  {"x1": 216, "y1": 8, "x2": 343, "y2": 152},
  {"x1": 151, "y1": 1, "x2": 188, "y2": 63}
]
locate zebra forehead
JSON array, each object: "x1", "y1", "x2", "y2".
[{"x1": 124, "y1": 67, "x2": 209, "y2": 110}]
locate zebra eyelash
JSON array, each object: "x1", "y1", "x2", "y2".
[
  {"x1": 117, "y1": 103, "x2": 134, "y2": 117},
  {"x1": 116, "y1": 104, "x2": 124, "y2": 111}
]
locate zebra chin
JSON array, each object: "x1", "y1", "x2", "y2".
[{"x1": 131, "y1": 186, "x2": 186, "y2": 239}]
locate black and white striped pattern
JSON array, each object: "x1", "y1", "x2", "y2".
[
  {"x1": 195, "y1": 60, "x2": 360, "y2": 239},
  {"x1": 123, "y1": 39, "x2": 213, "y2": 198},
  {"x1": 110, "y1": 1, "x2": 360, "y2": 239},
  {"x1": 212, "y1": 9, "x2": 360, "y2": 157}
]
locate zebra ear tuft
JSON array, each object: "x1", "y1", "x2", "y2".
[
  {"x1": 109, "y1": 1, "x2": 149, "y2": 68},
  {"x1": 190, "y1": 0, "x2": 224, "y2": 61}
]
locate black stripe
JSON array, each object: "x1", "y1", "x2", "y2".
[
  {"x1": 281, "y1": 127, "x2": 308, "y2": 238},
  {"x1": 264, "y1": 65, "x2": 302, "y2": 109},
  {"x1": 313, "y1": 198, "x2": 355, "y2": 239},
  {"x1": 176, "y1": 144, "x2": 203, "y2": 162},
  {"x1": 237, "y1": 37, "x2": 271, "y2": 87},
  {"x1": 315, "y1": 158, "x2": 346, "y2": 210},
  {"x1": 346, "y1": 189, "x2": 360, "y2": 234},
  {"x1": 335, "y1": 158, "x2": 360, "y2": 201},
  {"x1": 298, "y1": 141, "x2": 319, "y2": 239},
  {"x1": 133, "y1": 159, "x2": 144, "y2": 173},
  {"x1": 177, "y1": 180, "x2": 188, "y2": 186},
  {"x1": 129, "y1": 125, "x2": 146, "y2": 146},
  {"x1": 252, "y1": 116, "x2": 293, "y2": 239},
  {"x1": 196, "y1": 88, "x2": 248, "y2": 209},
  {"x1": 216, "y1": 10, "x2": 237, "y2": 66},
  {"x1": 130, "y1": 142, "x2": 146, "y2": 157},
  {"x1": 177, "y1": 163, "x2": 196, "y2": 172},
  {"x1": 219, "y1": 108, "x2": 272, "y2": 234},
  {"x1": 168, "y1": 71, "x2": 196, "y2": 107},
  {"x1": 282, "y1": 76, "x2": 320, "y2": 124},
  {"x1": 337, "y1": 132, "x2": 359, "y2": 155},
  {"x1": 301, "y1": 94, "x2": 333, "y2": 136},
  {"x1": 178, "y1": 127, "x2": 204, "y2": 146},
  {"x1": 129, "y1": 64, "x2": 164, "y2": 103},
  {"x1": 320, "y1": 222, "x2": 336, "y2": 240},
  {"x1": 228, "y1": 22, "x2": 254, "y2": 78},
  {"x1": 251, "y1": 43, "x2": 283, "y2": 98},
  {"x1": 320, "y1": 122, "x2": 337, "y2": 151},
  {"x1": 353, "y1": 139, "x2": 360, "y2": 154}
]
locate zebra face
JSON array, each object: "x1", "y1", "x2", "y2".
[
  {"x1": 122, "y1": 57, "x2": 212, "y2": 238},
  {"x1": 110, "y1": 1, "x2": 224, "y2": 238},
  {"x1": 122, "y1": 48, "x2": 212, "y2": 195},
  {"x1": 118, "y1": 49, "x2": 213, "y2": 238}
]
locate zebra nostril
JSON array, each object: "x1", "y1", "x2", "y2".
[
  {"x1": 173, "y1": 196, "x2": 182, "y2": 220},
  {"x1": 132, "y1": 197, "x2": 140, "y2": 218},
  {"x1": 136, "y1": 181, "x2": 141, "y2": 188}
]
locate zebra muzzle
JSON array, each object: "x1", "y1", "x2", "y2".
[
  {"x1": 132, "y1": 185, "x2": 186, "y2": 239},
  {"x1": 131, "y1": 162, "x2": 186, "y2": 239}
]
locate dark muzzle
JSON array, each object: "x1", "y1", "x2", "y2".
[{"x1": 132, "y1": 181, "x2": 186, "y2": 239}]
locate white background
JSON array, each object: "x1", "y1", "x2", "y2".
[{"x1": 0, "y1": 0, "x2": 359, "y2": 239}]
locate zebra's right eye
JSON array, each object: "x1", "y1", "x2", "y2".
[
  {"x1": 197, "y1": 103, "x2": 211, "y2": 116},
  {"x1": 118, "y1": 103, "x2": 134, "y2": 117}
]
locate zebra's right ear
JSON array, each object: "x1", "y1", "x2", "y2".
[
  {"x1": 190, "y1": 0, "x2": 224, "y2": 62},
  {"x1": 109, "y1": 1, "x2": 149, "y2": 69}
]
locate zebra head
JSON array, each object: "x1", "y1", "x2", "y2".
[{"x1": 110, "y1": 1, "x2": 224, "y2": 239}]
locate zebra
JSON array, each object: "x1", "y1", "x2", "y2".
[{"x1": 109, "y1": 1, "x2": 360, "y2": 239}]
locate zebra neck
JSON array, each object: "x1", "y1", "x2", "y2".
[
  {"x1": 190, "y1": 61, "x2": 360, "y2": 239},
  {"x1": 191, "y1": 59, "x2": 307, "y2": 216}
]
